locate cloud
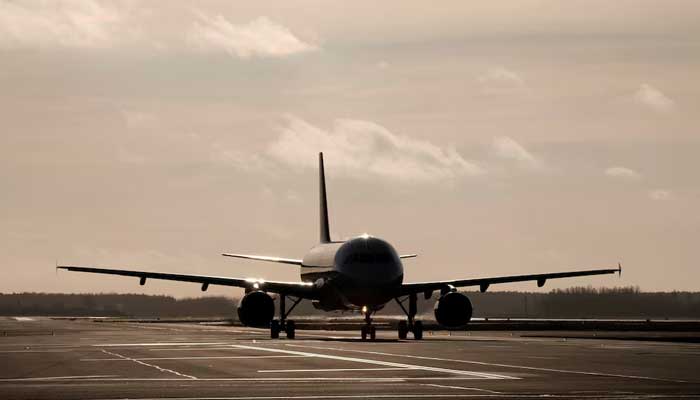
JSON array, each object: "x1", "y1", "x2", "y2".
[
  {"x1": 266, "y1": 116, "x2": 483, "y2": 182},
  {"x1": 210, "y1": 145, "x2": 271, "y2": 172},
  {"x1": 604, "y1": 166, "x2": 642, "y2": 181},
  {"x1": 0, "y1": 0, "x2": 127, "y2": 49},
  {"x1": 634, "y1": 84, "x2": 674, "y2": 112},
  {"x1": 187, "y1": 14, "x2": 317, "y2": 58},
  {"x1": 649, "y1": 189, "x2": 672, "y2": 201},
  {"x1": 122, "y1": 110, "x2": 157, "y2": 129},
  {"x1": 492, "y1": 136, "x2": 541, "y2": 168},
  {"x1": 477, "y1": 67, "x2": 524, "y2": 87}
]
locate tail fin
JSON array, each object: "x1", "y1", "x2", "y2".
[{"x1": 319, "y1": 152, "x2": 331, "y2": 243}]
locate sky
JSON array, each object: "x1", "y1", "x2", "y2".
[{"x1": 1, "y1": 0, "x2": 699, "y2": 297}]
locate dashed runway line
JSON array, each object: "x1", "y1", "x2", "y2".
[
  {"x1": 82, "y1": 355, "x2": 309, "y2": 361},
  {"x1": 100, "y1": 349, "x2": 198, "y2": 380},
  {"x1": 420, "y1": 383, "x2": 502, "y2": 394}
]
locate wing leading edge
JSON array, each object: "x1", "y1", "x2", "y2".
[
  {"x1": 399, "y1": 264, "x2": 621, "y2": 297},
  {"x1": 56, "y1": 265, "x2": 316, "y2": 298},
  {"x1": 221, "y1": 253, "x2": 303, "y2": 265}
]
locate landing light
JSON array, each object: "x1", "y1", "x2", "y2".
[{"x1": 361, "y1": 305, "x2": 368, "y2": 313}]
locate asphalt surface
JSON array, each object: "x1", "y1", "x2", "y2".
[{"x1": 1, "y1": 317, "x2": 699, "y2": 399}]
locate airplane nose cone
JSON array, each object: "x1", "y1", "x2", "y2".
[{"x1": 335, "y1": 236, "x2": 403, "y2": 285}]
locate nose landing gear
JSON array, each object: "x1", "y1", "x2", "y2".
[{"x1": 360, "y1": 307, "x2": 376, "y2": 340}]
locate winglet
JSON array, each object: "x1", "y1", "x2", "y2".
[
  {"x1": 618, "y1": 262, "x2": 622, "y2": 277},
  {"x1": 319, "y1": 152, "x2": 331, "y2": 243}
]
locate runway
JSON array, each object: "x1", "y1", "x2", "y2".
[{"x1": 1, "y1": 317, "x2": 699, "y2": 399}]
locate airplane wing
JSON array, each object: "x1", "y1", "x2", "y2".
[
  {"x1": 221, "y1": 253, "x2": 303, "y2": 265},
  {"x1": 399, "y1": 254, "x2": 418, "y2": 259},
  {"x1": 56, "y1": 265, "x2": 317, "y2": 298},
  {"x1": 399, "y1": 264, "x2": 621, "y2": 297}
]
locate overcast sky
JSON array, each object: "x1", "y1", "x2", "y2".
[{"x1": 1, "y1": 0, "x2": 699, "y2": 297}]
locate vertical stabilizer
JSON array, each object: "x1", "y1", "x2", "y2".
[{"x1": 319, "y1": 152, "x2": 331, "y2": 243}]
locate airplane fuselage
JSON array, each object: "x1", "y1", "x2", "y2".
[{"x1": 301, "y1": 235, "x2": 403, "y2": 310}]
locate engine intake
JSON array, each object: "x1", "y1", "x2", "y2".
[
  {"x1": 434, "y1": 292, "x2": 473, "y2": 328},
  {"x1": 237, "y1": 291, "x2": 274, "y2": 328}
]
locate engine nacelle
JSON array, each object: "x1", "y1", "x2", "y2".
[
  {"x1": 237, "y1": 291, "x2": 274, "y2": 328},
  {"x1": 434, "y1": 292, "x2": 473, "y2": 328}
]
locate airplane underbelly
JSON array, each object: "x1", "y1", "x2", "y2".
[{"x1": 341, "y1": 275, "x2": 402, "y2": 307}]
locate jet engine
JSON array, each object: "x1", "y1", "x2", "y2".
[
  {"x1": 237, "y1": 291, "x2": 274, "y2": 327},
  {"x1": 434, "y1": 292, "x2": 473, "y2": 328}
]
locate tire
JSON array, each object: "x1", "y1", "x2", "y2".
[
  {"x1": 398, "y1": 320, "x2": 408, "y2": 339},
  {"x1": 285, "y1": 320, "x2": 296, "y2": 339},
  {"x1": 413, "y1": 320, "x2": 423, "y2": 340},
  {"x1": 369, "y1": 326, "x2": 376, "y2": 341},
  {"x1": 270, "y1": 320, "x2": 280, "y2": 339},
  {"x1": 361, "y1": 326, "x2": 368, "y2": 340}
]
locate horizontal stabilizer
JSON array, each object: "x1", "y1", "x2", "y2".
[{"x1": 221, "y1": 253, "x2": 303, "y2": 265}]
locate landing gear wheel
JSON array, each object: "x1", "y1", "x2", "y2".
[
  {"x1": 413, "y1": 320, "x2": 423, "y2": 340},
  {"x1": 361, "y1": 325, "x2": 368, "y2": 340},
  {"x1": 398, "y1": 320, "x2": 408, "y2": 339},
  {"x1": 270, "y1": 320, "x2": 280, "y2": 339},
  {"x1": 285, "y1": 320, "x2": 296, "y2": 339},
  {"x1": 369, "y1": 325, "x2": 376, "y2": 341}
]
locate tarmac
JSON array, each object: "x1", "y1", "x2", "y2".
[{"x1": 1, "y1": 317, "x2": 699, "y2": 399}]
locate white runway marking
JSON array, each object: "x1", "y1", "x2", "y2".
[
  {"x1": 0, "y1": 377, "x2": 512, "y2": 382},
  {"x1": 258, "y1": 367, "x2": 407, "y2": 373},
  {"x1": 82, "y1": 355, "x2": 308, "y2": 361},
  {"x1": 12, "y1": 317, "x2": 35, "y2": 321},
  {"x1": 148, "y1": 347, "x2": 246, "y2": 351},
  {"x1": 286, "y1": 344, "x2": 691, "y2": 384},
  {"x1": 421, "y1": 383, "x2": 502, "y2": 394},
  {"x1": 230, "y1": 344, "x2": 515, "y2": 380},
  {"x1": 47, "y1": 394, "x2": 700, "y2": 399},
  {"x1": 95, "y1": 342, "x2": 230, "y2": 347},
  {"x1": 100, "y1": 349, "x2": 197, "y2": 380},
  {"x1": 122, "y1": 324, "x2": 266, "y2": 336},
  {"x1": 598, "y1": 345, "x2": 641, "y2": 350},
  {"x1": 0, "y1": 349, "x2": 75, "y2": 353},
  {"x1": 0, "y1": 375, "x2": 118, "y2": 381}
]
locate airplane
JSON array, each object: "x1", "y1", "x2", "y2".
[{"x1": 58, "y1": 152, "x2": 621, "y2": 340}]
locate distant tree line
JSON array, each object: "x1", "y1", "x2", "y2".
[
  {"x1": 1, "y1": 286, "x2": 699, "y2": 319},
  {"x1": 464, "y1": 286, "x2": 700, "y2": 319},
  {"x1": 0, "y1": 293, "x2": 236, "y2": 318}
]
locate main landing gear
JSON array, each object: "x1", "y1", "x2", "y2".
[
  {"x1": 395, "y1": 293, "x2": 423, "y2": 340},
  {"x1": 270, "y1": 294, "x2": 302, "y2": 339}
]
